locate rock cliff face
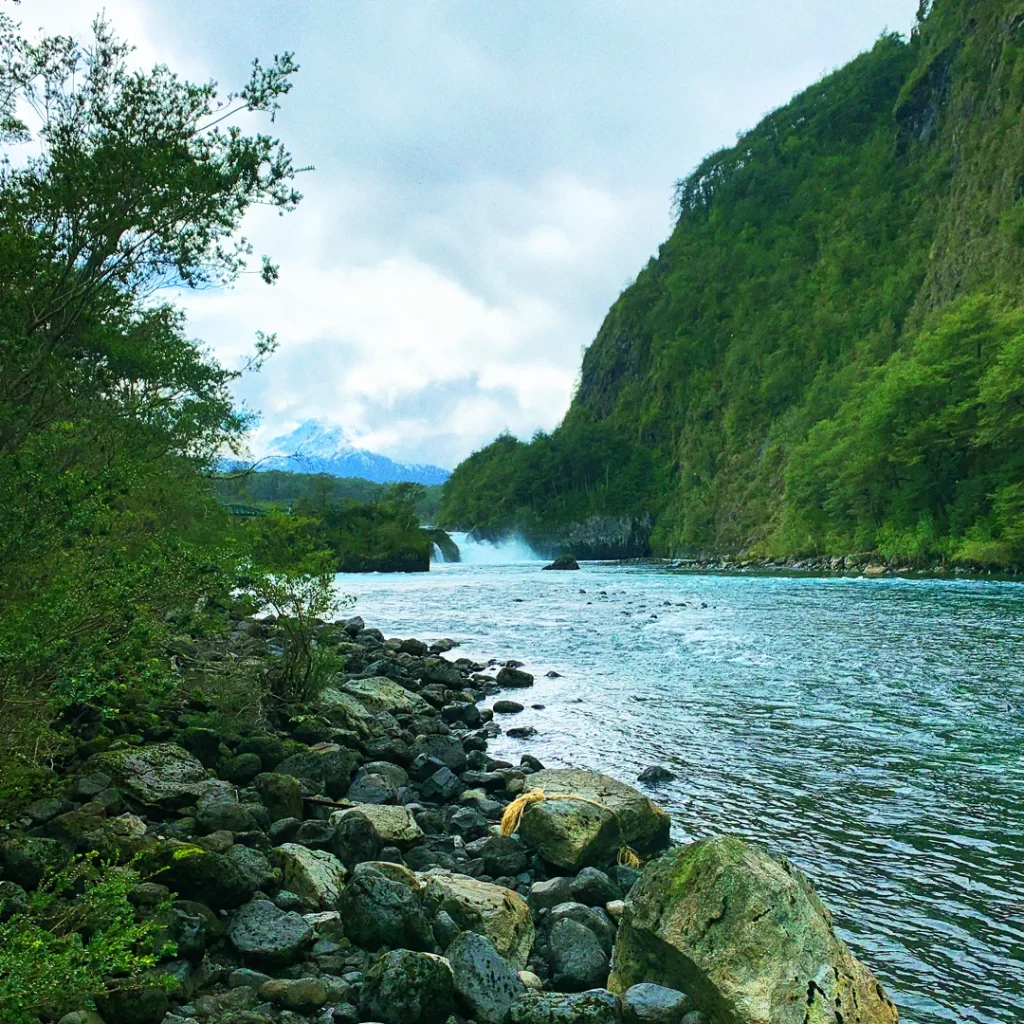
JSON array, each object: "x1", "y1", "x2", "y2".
[{"x1": 555, "y1": 515, "x2": 653, "y2": 560}]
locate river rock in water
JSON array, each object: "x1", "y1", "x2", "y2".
[
  {"x1": 608, "y1": 835, "x2": 899, "y2": 1024},
  {"x1": 543, "y1": 556, "x2": 581, "y2": 571},
  {"x1": 515, "y1": 768, "x2": 671, "y2": 870}
]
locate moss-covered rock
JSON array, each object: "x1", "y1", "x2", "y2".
[
  {"x1": 360, "y1": 949, "x2": 456, "y2": 1024},
  {"x1": 331, "y1": 804, "x2": 424, "y2": 848},
  {"x1": 338, "y1": 862, "x2": 435, "y2": 951},
  {"x1": 608, "y1": 835, "x2": 899, "y2": 1024},
  {"x1": 89, "y1": 744, "x2": 208, "y2": 808},
  {"x1": 0, "y1": 836, "x2": 71, "y2": 889},
  {"x1": 272, "y1": 843, "x2": 346, "y2": 909},
  {"x1": 342, "y1": 676, "x2": 432, "y2": 716},
  {"x1": 419, "y1": 869, "x2": 535, "y2": 970},
  {"x1": 516, "y1": 769, "x2": 670, "y2": 870},
  {"x1": 147, "y1": 840, "x2": 259, "y2": 909}
]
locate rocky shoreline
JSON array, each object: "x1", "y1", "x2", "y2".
[
  {"x1": 0, "y1": 607, "x2": 900, "y2": 1024},
  {"x1": 621, "y1": 554, "x2": 1021, "y2": 578}
]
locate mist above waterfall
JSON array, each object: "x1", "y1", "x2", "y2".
[{"x1": 446, "y1": 531, "x2": 541, "y2": 564}]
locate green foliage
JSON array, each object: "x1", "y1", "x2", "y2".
[
  {"x1": 243, "y1": 559, "x2": 350, "y2": 705},
  {"x1": 0, "y1": 16, "x2": 302, "y2": 771},
  {"x1": 245, "y1": 495, "x2": 433, "y2": 575},
  {"x1": 442, "y1": 2, "x2": 1024, "y2": 567},
  {"x1": 215, "y1": 470, "x2": 444, "y2": 522},
  {"x1": 0, "y1": 855, "x2": 174, "y2": 1023}
]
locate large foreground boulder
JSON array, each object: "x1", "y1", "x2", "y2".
[
  {"x1": 608, "y1": 836, "x2": 899, "y2": 1024},
  {"x1": 446, "y1": 930, "x2": 525, "y2": 1024},
  {"x1": 514, "y1": 769, "x2": 670, "y2": 870}
]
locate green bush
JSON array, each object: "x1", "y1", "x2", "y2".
[{"x1": 0, "y1": 855, "x2": 175, "y2": 1024}]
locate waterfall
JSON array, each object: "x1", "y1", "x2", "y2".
[
  {"x1": 431, "y1": 543, "x2": 446, "y2": 563},
  {"x1": 447, "y1": 531, "x2": 541, "y2": 564}
]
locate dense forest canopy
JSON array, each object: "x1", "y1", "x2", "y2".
[{"x1": 439, "y1": 0, "x2": 1024, "y2": 567}]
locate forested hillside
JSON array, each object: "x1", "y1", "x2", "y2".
[{"x1": 439, "y1": 0, "x2": 1024, "y2": 566}]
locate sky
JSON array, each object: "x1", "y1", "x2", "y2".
[{"x1": 21, "y1": 0, "x2": 919, "y2": 469}]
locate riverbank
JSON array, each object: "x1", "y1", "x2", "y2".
[
  {"x1": 625, "y1": 554, "x2": 1023, "y2": 579},
  {"x1": 0, "y1": 603, "x2": 900, "y2": 1024}
]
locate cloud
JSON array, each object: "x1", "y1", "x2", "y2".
[{"x1": 22, "y1": 0, "x2": 920, "y2": 468}]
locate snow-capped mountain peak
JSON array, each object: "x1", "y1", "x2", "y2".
[{"x1": 258, "y1": 419, "x2": 449, "y2": 486}]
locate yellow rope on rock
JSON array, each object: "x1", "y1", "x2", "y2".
[{"x1": 500, "y1": 789, "x2": 642, "y2": 868}]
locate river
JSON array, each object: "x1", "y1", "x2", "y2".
[{"x1": 340, "y1": 554, "x2": 1024, "y2": 1024}]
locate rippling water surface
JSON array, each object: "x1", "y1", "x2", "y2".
[{"x1": 342, "y1": 561, "x2": 1024, "y2": 1024}]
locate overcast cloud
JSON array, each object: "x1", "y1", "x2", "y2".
[{"x1": 22, "y1": 0, "x2": 918, "y2": 467}]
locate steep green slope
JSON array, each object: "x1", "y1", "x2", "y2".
[{"x1": 439, "y1": 0, "x2": 1024, "y2": 566}]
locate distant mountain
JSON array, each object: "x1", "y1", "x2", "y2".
[{"x1": 257, "y1": 420, "x2": 450, "y2": 486}]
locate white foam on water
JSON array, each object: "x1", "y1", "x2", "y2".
[{"x1": 447, "y1": 531, "x2": 541, "y2": 564}]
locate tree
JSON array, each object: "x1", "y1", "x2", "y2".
[{"x1": 0, "y1": 14, "x2": 302, "y2": 768}]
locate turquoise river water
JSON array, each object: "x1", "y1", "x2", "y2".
[{"x1": 342, "y1": 558, "x2": 1024, "y2": 1024}]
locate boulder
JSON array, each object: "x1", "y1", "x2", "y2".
[
  {"x1": 497, "y1": 666, "x2": 534, "y2": 688},
  {"x1": 465, "y1": 833, "x2": 529, "y2": 876},
  {"x1": 622, "y1": 983, "x2": 692, "y2": 1024},
  {"x1": 275, "y1": 742, "x2": 360, "y2": 798},
  {"x1": 165, "y1": 899, "x2": 225, "y2": 961},
  {"x1": 494, "y1": 699, "x2": 525, "y2": 714},
  {"x1": 447, "y1": 930, "x2": 525, "y2": 1024},
  {"x1": 343, "y1": 676, "x2": 432, "y2": 716},
  {"x1": 219, "y1": 753, "x2": 263, "y2": 786},
  {"x1": 529, "y1": 876, "x2": 574, "y2": 911},
  {"x1": 90, "y1": 744, "x2": 207, "y2": 808},
  {"x1": 0, "y1": 837, "x2": 71, "y2": 890},
  {"x1": 549, "y1": 917, "x2": 610, "y2": 991},
  {"x1": 608, "y1": 836, "x2": 899, "y2": 1024},
  {"x1": 331, "y1": 804, "x2": 424, "y2": 848},
  {"x1": 195, "y1": 781, "x2": 266, "y2": 834},
  {"x1": 224, "y1": 843, "x2": 276, "y2": 892},
  {"x1": 259, "y1": 977, "x2": 328, "y2": 1012},
  {"x1": 420, "y1": 765, "x2": 463, "y2": 802},
  {"x1": 254, "y1": 772, "x2": 303, "y2": 822},
  {"x1": 419, "y1": 869, "x2": 534, "y2": 970},
  {"x1": 338, "y1": 863, "x2": 435, "y2": 951},
  {"x1": 411, "y1": 734, "x2": 468, "y2": 773},
  {"x1": 573, "y1": 867, "x2": 619, "y2": 907},
  {"x1": 319, "y1": 686, "x2": 375, "y2": 738},
  {"x1": 94, "y1": 984, "x2": 169, "y2": 1024},
  {"x1": 273, "y1": 844, "x2": 346, "y2": 909},
  {"x1": 332, "y1": 808, "x2": 381, "y2": 866},
  {"x1": 153, "y1": 841, "x2": 256, "y2": 909},
  {"x1": 509, "y1": 989, "x2": 622, "y2": 1023},
  {"x1": 360, "y1": 949, "x2": 456, "y2": 1024},
  {"x1": 514, "y1": 769, "x2": 670, "y2": 870},
  {"x1": 543, "y1": 556, "x2": 581, "y2": 570},
  {"x1": 550, "y1": 902, "x2": 617, "y2": 955},
  {"x1": 344, "y1": 771, "x2": 395, "y2": 805},
  {"x1": 228, "y1": 899, "x2": 312, "y2": 968}
]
